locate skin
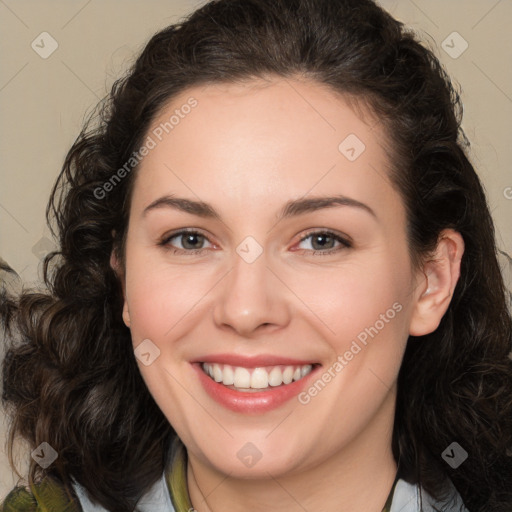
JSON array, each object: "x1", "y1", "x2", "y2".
[{"x1": 112, "y1": 76, "x2": 464, "y2": 512}]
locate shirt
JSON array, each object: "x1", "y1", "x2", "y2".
[{"x1": 1, "y1": 437, "x2": 470, "y2": 511}]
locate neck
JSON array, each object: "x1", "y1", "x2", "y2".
[{"x1": 185, "y1": 388, "x2": 398, "y2": 512}]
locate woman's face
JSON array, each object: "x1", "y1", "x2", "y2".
[{"x1": 119, "y1": 77, "x2": 423, "y2": 478}]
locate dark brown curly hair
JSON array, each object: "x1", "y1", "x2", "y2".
[{"x1": 2, "y1": 0, "x2": 512, "y2": 510}]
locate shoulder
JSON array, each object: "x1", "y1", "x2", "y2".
[
  {"x1": 391, "y1": 478, "x2": 470, "y2": 512},
  {"x1": 1, "y1": 477, "x2": 82, "y2": 512},
  {"x1": 2, "y1": 470, "x2": 176, "y2": 512},
  {"x1": 71, "y1": 473, "x2": 176, "y2": 512}
]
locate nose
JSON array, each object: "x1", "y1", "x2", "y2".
[{"x1": 212, "y1": 248, "x2": 291, "y2": 338}]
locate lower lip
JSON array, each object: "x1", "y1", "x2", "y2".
[{"x1": 192, "y1": 363, "x2": 320, "y2": 414}]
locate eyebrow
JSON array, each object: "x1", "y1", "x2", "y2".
[{"x1": 142, "y1": 194, "x2": 376, "y2": 221}]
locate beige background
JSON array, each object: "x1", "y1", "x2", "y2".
[{"x1": 1, "y1": 0, "x2": 511, "y2": 499}]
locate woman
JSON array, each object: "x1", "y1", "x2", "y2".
[{"x1": 2, "y1": 0, "x2": 511, "y2": 510}]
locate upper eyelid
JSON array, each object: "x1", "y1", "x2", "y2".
[
  {"x1": 161, "y1": 228, "x2": 213, "y2": 246},
  {"x1": 298, "y1": 229, "x2": 352, "y2": 245}
]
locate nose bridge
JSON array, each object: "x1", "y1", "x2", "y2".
[{"x1": 213, "y1": 241, "x2": 288, "y2": 336}]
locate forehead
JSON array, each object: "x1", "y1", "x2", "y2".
[{"x1": 130, "y1": 77, "x2": 402, "y2": 225}]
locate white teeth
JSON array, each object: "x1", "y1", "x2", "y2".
[
  {"x1": 213, "y1": 364, "x2": 223, "y2": 382},
  {"x1": 251, "y1": 368, "x2": 269, "y2": 389},
  {"x1": 201, "y1": 362, "x2": 315, "y2": 390},
  {"x1": 268, "y1": 367, "x2": 283, "y2": 387},
  {"x1": 233, "y1": 367, "x2": 251, "y2": 388},
  {"x1": 282, "y1": 366, "x2": 294, "y2": 384},
  {"x1": 222, "y1": 365, "x2": 234, "y2": 385},
  {"x1": 301, "y1": 364, "x2": 312, "y2": 377}
]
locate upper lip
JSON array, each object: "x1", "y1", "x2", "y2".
[{"x1": 192, "y1": 353, "x2": 319, "y2": 368}]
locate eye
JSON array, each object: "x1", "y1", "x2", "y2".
[
  {"x1": 295, "y1": 230, "x2": 352, "y2": 255},
  {"x1": 159, "y1": 229, "x2": 214, "y2": 255},
  {"x1": 158, "y1": 228, "x2": 352, "y2": 256}
]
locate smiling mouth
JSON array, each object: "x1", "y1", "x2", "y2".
[{"x1": 201, "y1": 362, "x2": 318, "y2": 392}]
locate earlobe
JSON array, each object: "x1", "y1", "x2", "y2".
[{"x1": 409, "y1": 229, "x2": 465, "y2": 336}]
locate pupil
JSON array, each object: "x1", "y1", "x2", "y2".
[
  {"x1": 313, "y1": 234, "x2": 332, "y2": 250},
  {"x1": 181, "y1": 234, "x2": 334, "y2": 251},
  {"x1": 184, "y1": 234, "x2": 202, "y2": 249}
]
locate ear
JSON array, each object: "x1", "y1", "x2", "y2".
[
  {"x1": 409, "y1": 229, "x2": 464, "y2": 336},
  {"x1": 110, "y1": 247, "x2": 131, "y2": 328}
]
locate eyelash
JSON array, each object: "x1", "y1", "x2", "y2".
[
  {"x1": 159, "y1": 228, "x2": 352, "y2": 256},
  {"x1": 297, "y1": 230, "x2": 352, "y2": 255}
]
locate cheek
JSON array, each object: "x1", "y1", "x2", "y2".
[
  {"x1": 288, "y1": 256, "x2": 411, "y2": 348},
  {"x1": 123, "y1": 251, "x2": 217, "y2": 345}
]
